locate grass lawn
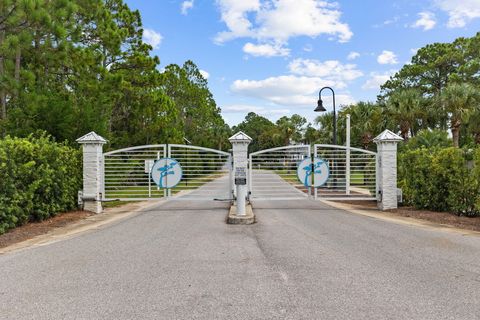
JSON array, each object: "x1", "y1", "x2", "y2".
[
  {"x1": 351, "y1": 172, "x2": 365, "y2": 185},
  {"x1": 104, "y1": 172, "x2": 226, "y2": 199},
  {"x1": 102, "y1": 200, "x2": 133, "y2": 208}
]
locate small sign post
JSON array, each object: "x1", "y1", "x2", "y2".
[
  {"x1": 145, "y1": 160, "x2": 154, "y2": 197},
  {"x1": 235, "y1": 166, "x2": 247, "y2": 185}
]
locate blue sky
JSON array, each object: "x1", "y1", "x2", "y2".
[{"x1": 125, "y1": 0, "x2": 480, "y2": 126}]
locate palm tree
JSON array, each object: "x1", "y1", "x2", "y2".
[
  {"x1": 386, "y1": 88, "x2": 424, "y2": 141},
  {"x1": 340, "y1": 102, "x2": 384, "y2": 150},
  {"x1": 314, "y1": 112, "x2": 334, "y2": 144},
  {"x1": 403, "y1": 129, "x2": 451, "y2": 150},
  {"x1": 440, "y1": 83, "x2": 480, "y2": 147}
]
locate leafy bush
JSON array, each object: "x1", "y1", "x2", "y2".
[
  {"x1": 401, "y1": 129, "x2": 452, "y2": 151},
  {"x1": 399, "y1": 147, "x2": 480, "y2": 216},
  {"x1": 0, "y1": 134, "x2": 81, "y2": 235}
]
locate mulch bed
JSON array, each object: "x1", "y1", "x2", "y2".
[
  {"x1": 0, "y1": 211, "x2": 93, "y2": 249},
  {"x1": 338, "y1": 200, "x2": 480, "y2": 232}
]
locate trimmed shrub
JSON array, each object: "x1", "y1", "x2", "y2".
[
  {"x1": 0, "y1": 134, "x2": 81, "y2": 235},
  {"x1": 398, "y1": 147, "x2": 480, "y2": 216}
]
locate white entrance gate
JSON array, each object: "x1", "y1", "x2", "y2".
[
  {"x1": 78, "y1": 130, "x2": 401, "y2": 213},
  {"x1": 248, "y1": 144, "x2": 377, "y2": 201},
  {"x1": 103, "y1": 144, "x2": 232, "y2": 201},
  {"x1": 249, "y1": 145, "x2": 311, "y2": 200}
]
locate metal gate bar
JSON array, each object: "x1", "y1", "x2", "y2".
[
  {"x1": 249, "y1": 145, "x2": 311, "y2": 200},
  {"x1": 103, "y1": 144, "x2": 232, "y2": 201},
  {"x1": 314, "y1": 144, "x2": 376, "y2": 200},
  {"x1": 104, "y1": 145, "x2": 167, "y2": 201},
  {"x1": 167, "y1": 144, "x2": 232, "y2": 200}
]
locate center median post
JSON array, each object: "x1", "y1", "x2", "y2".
[{"x1": 227, "y1": 131, "x2": 255, "y2": 224}]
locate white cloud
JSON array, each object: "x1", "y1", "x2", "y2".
[
  {"x1": 214, "y1": 0, "x2": 260, "y2": 43},
  {"x1": 373, "y1": 16, "x2": 400, "y2": 28},
  {"x1": 231, "y1": 75, "x2": 354, "y2": 107},
  {"x1": 362, "y1": 71, "x2": 396, "y2": 90},
  {"x1": 412, "y1": 12, "x2": 436, "y2": 30},
  {"x1": 288, "y1": 59, "x2": 363, "y2": 84},
  {"x1": 199, "y1": 69, "x2": 210, "y2": 79},
  {"x1": 377, "y1": 50, "x2": 398, "y2": 65},
  {"x1": 229, "y1": 57, "x2": 360, "y2": 109},
  {"x1": 215, "y1": 0, "x2": 352, "y2": 53},
  {"x1": 383, "y1": 16, "x2": 400, "y2": 25},
  {"x1": 243, "y1": 42, "x2": 290, "y2": 57},
  {"x1": 303, "y1": 44, "x2": 313, "y2": 52},
  {"x1": 143, "y1": 29, "x2": 163, "y2": 49},
  {"x1": 222, "y1": 104, "x2": 290, "y2": 116},
  {"x1": 181, "y1": 0, "x2": 194, "y2": 15},
  {"x1": 347, "y1": 51, "x2": 360, "y2": 60},
  {"x1": 435, "y1": 0, "x2": 480, "y2": 28},
  {"x1": 410, "y1": 48, "x2": 420, "y2": 55}
]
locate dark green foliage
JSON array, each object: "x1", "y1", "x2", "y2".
[
  {"x1": 401, "y1": 129, "x2": 451, "y2": 151},
  {"x1": 233, "y1": 112, "x2": 308, "y2": 153},
  {"x1": 0, "y1": 0, "x2": 231, "y2": 234},
  {"x1": 0, "y1": 1, "x2": 227, "y2": 150},
  {"x1": 0, "y1": 134, "x2": 81, "y2": 235},
  {"x1": 233, "y1": 112, "x2": 278, "y2": 153},
  {"x1": 378, "y1": 33, "x2": 480, "y2": 146},
  {"x1": 160, "y1": 61, "x2": 230, "y2": 150},
  {"x1": 398, "y1": 147, "x2": 480, "y2": 216}
]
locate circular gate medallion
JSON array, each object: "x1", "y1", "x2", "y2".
[
  {"x1": 297, "y1": 157, "x2": 330, "y2": 187},
  {"x1": 151, "y1": 158, "x2": 183, "y2": 189}
]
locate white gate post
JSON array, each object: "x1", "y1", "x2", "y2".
[
  {"x1": 76, "y1": 132, "x2": 107, "y2": 214},
  {"x1": 229, "y1": 132, "x2": 252, "y2": 216},
  {"x1": 373, "y1": 129, "x2": 403, "y2": 210}
]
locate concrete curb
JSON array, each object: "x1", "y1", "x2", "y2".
[
  {"x1": 0, "y1": 200, "x2": 164, "y2": 255},
  {"x1": 321, "y1": 200, "x2": 480, "y2": 237},
  {"x1": 227, "y1": 204, "x2": 255, "y2": 225}
]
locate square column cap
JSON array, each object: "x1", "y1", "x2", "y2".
[
  {"x1": 373, "y1": 129, "x2": 403, "y2": 143},
  {"x1": 229, "y1": 131, "x2": 252, "y2": 143},
  {"x1": 76, "y1": 131, "x2": 108, "y2": 144}
]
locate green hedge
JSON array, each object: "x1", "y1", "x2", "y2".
[
  {"x1": 0, "y1": 135, "x2": 82, "y2": 235},
  {"x1": 398, "y1": 147, "x2": 480, "y2": 216}
]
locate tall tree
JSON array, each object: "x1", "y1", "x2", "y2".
[
  {"x1": 440, "y1": 83, "x2": 479, "y2": 147},
  {"x1": 161, "y1": 61, "x2": 228, "y2": 149},
  {"x1": 276, "y1": 114, "x2": 306, "y2": 145},
  {"x1": 233, "y1": 112, "x2": 278, "y2": 152},
  {"x1": 338, "y1": 102, "x2": 384, "y2": 149},
  {"x1": 386, "y1": 88, "x2": 425, "y2": 140}
]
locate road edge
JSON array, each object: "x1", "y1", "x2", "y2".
[
  {"x1": 321, "y1": 200, "x2": 480, "y2": 237},
  {"x1": 0, "y1": 200, "x2": 164, "y2": 255}
]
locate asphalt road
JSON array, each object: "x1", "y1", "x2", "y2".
[{"x1": 1, "y1": 183, "x2": 480, "y2": 319}]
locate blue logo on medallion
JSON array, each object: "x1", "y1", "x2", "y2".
[{"x1": 151, "y1": 158, "x2": 183, "y2": 188}]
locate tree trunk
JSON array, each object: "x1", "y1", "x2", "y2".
[
  {"x1": 451, "y1": 120, "x2": 461, "y2": 148},
  {"x1": 14, "y1": 46, "x2": 21, "y2": 97},
  {"x1": 0, "y1": 30, "x2": 6, "y2": 120},
  {"x1": 474, "y1": 133, "x2": 480, "y2": 145},
  {"x1": 400, "y1": 123, "x2": 409, "y2": 141},
  {"x1": 362, "y1": 134, "x2": 370, "y2": 150}
]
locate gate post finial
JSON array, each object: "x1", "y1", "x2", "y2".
[
  {"x1": 229, "y1": 132, "x2": 252, "y2": 217},
  {"x1": 76, "y1": 132, "x2": 107, "y2": 214},
  {"x1": 374, "y1": 129, "x2": 403, "y2": 210}
]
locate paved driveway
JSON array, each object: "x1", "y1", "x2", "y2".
[{"x1": 1, "y1": 187, "x2": 479, "y2": 319}]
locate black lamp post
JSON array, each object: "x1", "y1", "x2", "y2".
[{"x1": 315, "y1": 86, "x2": 337, "y2": 145}]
